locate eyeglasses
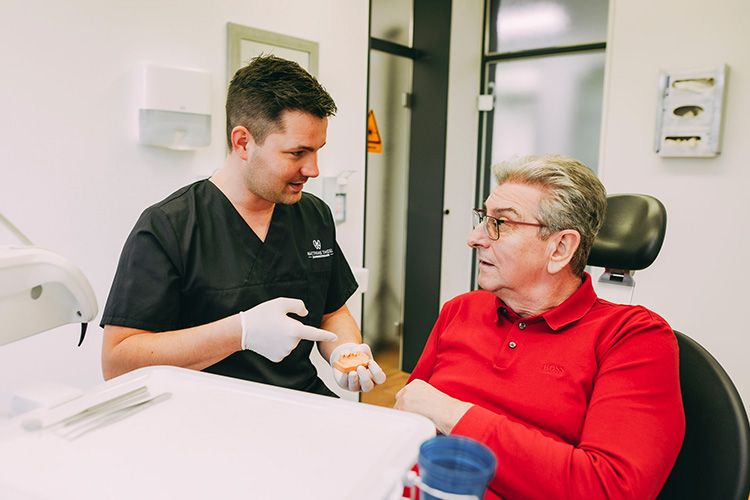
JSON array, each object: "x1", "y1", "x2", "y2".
[{"x1": 472, "y1": 209, "x2": 546, "y2": 241}]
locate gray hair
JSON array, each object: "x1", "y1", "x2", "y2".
[{"x1": 491, "y1": 154, "x2": 607, "y2": 277}]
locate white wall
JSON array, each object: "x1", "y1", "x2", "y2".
[
  {"x1": 0, "y1": 0, "x2": 369, "y2": 412},
  {"x1": 599, "y1": 0, "x2": 750, "y2": 404}
]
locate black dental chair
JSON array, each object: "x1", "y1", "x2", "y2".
[
  {"x1": 588, "y1": 193, "x2": 750, "y2": 500},
  {"x1": 587, "y1": 193, "x2": 667, "y2": 287},
  {"x1": 657, "y1": 331, "x2": 750, "y2": 500}
]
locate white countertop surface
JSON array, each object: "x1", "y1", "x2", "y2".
[{"x1": 0, "y1": 366, "x2": 434, "y2": 500}]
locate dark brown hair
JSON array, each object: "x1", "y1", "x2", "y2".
[{"x1": 225, "y1": 54, "x2": 337, "y2": 150}]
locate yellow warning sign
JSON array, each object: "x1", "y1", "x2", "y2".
[{"x1": 367, "y1": 109, "x2": 383, "y2": 153}]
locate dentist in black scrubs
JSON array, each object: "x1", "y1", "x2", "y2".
[{"x1": 100, "y1": 55, "x2": 385, "y2": 397}]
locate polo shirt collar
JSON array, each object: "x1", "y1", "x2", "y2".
[{"x1": 494, "y1": 273, "x2": 597, "y2": 332}]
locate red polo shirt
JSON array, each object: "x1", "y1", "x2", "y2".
[{"x1": 409, "y1": 274, "x2": 684, "y2": 500}]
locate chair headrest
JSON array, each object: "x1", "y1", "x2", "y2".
[{"x1": 587, "y1": 194, "x2": 667, "y2": 271}]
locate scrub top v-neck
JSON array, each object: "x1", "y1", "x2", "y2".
[{"x1": 101, "y1": 180, "x2": 358, "y2": 395}]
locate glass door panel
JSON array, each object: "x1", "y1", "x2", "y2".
[
  {"x1": 481, "y1": 50, "x2": 605, "y2": 198},
  {"x1": 363, "y1": 50, "x2": 413, "y2": 352},
  {"x1": 487, "y1": 0, "x2": 609, "y2": 53}
]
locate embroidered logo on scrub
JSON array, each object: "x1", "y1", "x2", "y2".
[{"x1": 307, "y1": 239, "x2": 333, "y2": 259}]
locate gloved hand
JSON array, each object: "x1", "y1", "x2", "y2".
[
  {"x1": 240, "y1": 297, "x2": 337, "y2": 362},
  {"x1": 329, "y1": 342, "x2": 387, "y2": 392}
]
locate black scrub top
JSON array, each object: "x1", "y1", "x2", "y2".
[{"x1": 101, "y1": 180, "x2": 358, "y2": 396}]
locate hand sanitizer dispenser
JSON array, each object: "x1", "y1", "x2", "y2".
[{"x1": 139, "y1": 65, "x2": 212, "y2": 150}]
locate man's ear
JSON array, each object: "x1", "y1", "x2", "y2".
[
  {"x1": 547, "y1": 229, "x2": 580, "y2": 274},
  {"x1": 230, "y1": 126, "x2": 253, "y2": 160}
]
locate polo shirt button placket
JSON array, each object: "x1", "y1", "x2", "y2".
[
  {"x1": 508, "y1": 341, "x2": 517, "y2": 349},
  {"x1": 518, "y1": 322, "x2": 526, "y2": 330}
]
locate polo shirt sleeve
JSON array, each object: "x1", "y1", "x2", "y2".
[
  {"x1": 407, "y1": 299, "x2": 458, "y2": 383},
  {"x1": 451, "y1": 309, "x2": 685, "y2": 500}
]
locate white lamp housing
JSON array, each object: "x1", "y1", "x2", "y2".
[
  {"x1": 0, "y1": 246, "x2": 98, "y2": 346},
  {"x1": 139, "y1": 65, "x2": 212, "y2": 150}
]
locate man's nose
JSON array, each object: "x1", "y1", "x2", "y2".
[
  {"x1": 301, "y1": 154, "x2": 319, "y2": 178},
  {"x1": 467, "y1": 223, "x2": 488, "y2": 248}
]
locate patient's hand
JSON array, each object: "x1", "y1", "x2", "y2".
[{"x1": 394, "y1": 379, "x2": 473, "y2": 435}]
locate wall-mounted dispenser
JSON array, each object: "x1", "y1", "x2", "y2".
[
  {"x1": 654, "y1": 64, "x2": 728, "y2": 157},
  {"x1": 304, "y1": 171, "x2": 354, "y2": 223},
  {"x1": 139, "y1": 65, "x2": 212, "y2": 150}
]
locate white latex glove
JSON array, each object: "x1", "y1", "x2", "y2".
[
  {"x1": 329, "y1": 342, "x2": 387, "y2": 393},
  {"x1": 240, "y1": 297, "x2": 337, "y2": 362}
]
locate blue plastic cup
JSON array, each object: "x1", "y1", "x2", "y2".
[{"x1": 417, "y1": 435, "x2": 497, "y2": 499}]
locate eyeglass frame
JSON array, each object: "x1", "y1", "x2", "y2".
[{"x1": 472, "y1": 208, "x2": 546, "y2": 241}]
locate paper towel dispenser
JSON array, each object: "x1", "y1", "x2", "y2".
[
  {"x1": 654, "y1": 65, "x2": 728, "y2": 157},
  {"x1": 139, "y1": 65, "x2": 212, "y2": 150}
]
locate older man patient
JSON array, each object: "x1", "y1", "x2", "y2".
[{"x1": 395, "y1": 155, "x2": 684, "y2": 500}]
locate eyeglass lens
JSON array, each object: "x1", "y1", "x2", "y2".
[{"x1": 474, "y1": 210, "x2": 499, "y2": 240}]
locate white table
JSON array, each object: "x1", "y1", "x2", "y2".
[{"x1": 0, "y1": 366, "x2": 434, "y2": 499}]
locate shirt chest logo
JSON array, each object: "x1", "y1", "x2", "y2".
[
  {"x1": 307, "y1": 239, "x2": 333, "y2": 259},
  {"x1": 542, "y1": 363, "x2": 566, "y2": 377}
]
